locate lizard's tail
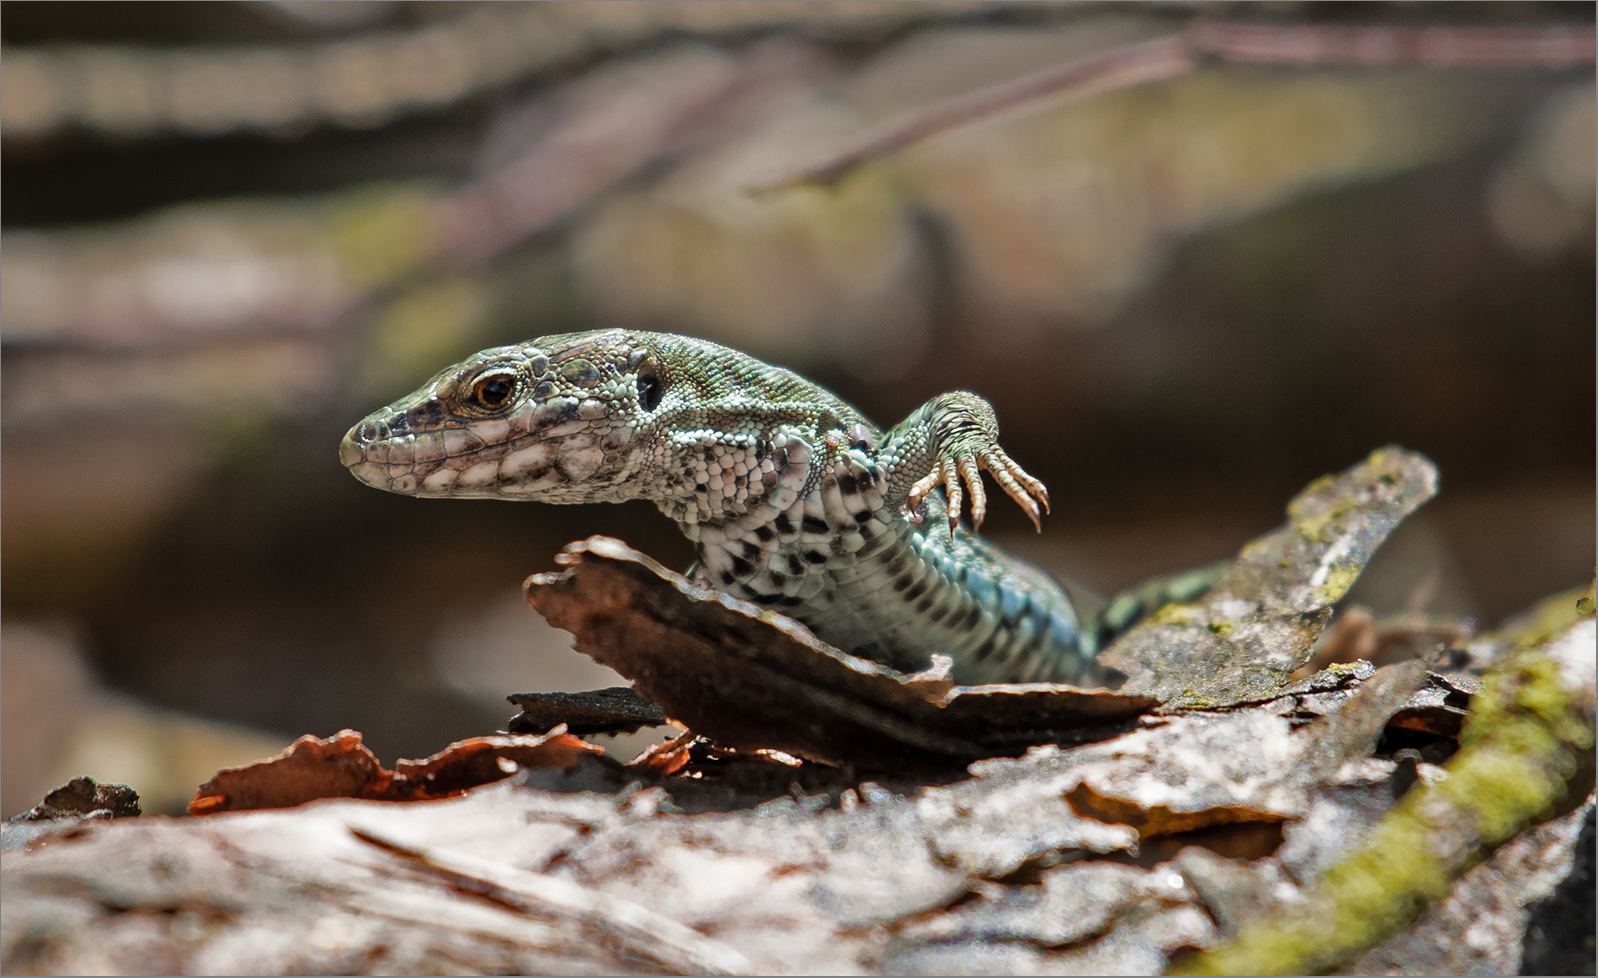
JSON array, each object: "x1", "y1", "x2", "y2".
[{"x1": 1081, "y1": 560, "x2": 1231, "y2": 657}]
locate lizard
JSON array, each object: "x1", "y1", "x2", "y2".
[{"x1": 340, "y1": 329, "x2": 1213, "y2": 686}]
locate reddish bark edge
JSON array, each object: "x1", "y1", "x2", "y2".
[{"x1": 188, "y1": 727, "x2": 602, "y2": 815}]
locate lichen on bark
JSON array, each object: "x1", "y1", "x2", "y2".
[{"x1": 1170, "y1": 583, "x2": 1597, "y2": 976}]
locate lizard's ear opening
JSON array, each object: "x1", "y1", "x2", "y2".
[{"x1": 636, "y1": 364, "x2": 663, "y2": 412}]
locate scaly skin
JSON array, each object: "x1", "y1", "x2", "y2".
[{"x1": 341, "y1": 329, "x2": 1116, "y2": 685}]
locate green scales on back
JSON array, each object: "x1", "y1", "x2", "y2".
[{"x1": 342, "y1": 329, "x2": 1210, "y2": 686}]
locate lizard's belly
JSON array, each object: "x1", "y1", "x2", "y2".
[{"x1": 689, "y1": 457, "x2": 1092, "y2": 685}]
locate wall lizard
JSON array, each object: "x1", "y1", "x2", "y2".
[{"x1": 341, "y1": 329, "x2": 1208, "y2": 686}]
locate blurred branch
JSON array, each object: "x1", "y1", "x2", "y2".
[
  {"x1": 0, "y1": 44, "x2": 813, "y2": 356},
  {"x1": 750, "y1": 36, "x2": 1194, "y2": 195},
  {"x1": 0, "y1": 1, "x2": 1002, "y2": 139},
  {"x1": 1, "y1": 5, "x2": 571, "y2": 137},
  {"x1": 1194, "y1": 20, "x2": 1598, "y2": 68},
  {"x1": 437, "y1": 40, "x2": 824, "y2": 267},
  {"x1": 754, "y1": 20, "x2": 1597, "y2": 191},
  {"x1": 4, "y1": 11, "x2": 1591, "y2": 396}
]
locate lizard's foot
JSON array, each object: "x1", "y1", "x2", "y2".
[{"x1": 905, "y1": 444, "x2": 1050, "y2": 535}]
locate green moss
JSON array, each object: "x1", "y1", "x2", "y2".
[
  {"x1": 1467, "y1": 654, "x2": 1595, "y2": 754},
  {"x1": 1170, "y1": 604, "x2": 1595, "y2": 976},
  {"x1": 1294, "y1": 497, "x2": 1358, "y2": 544},
  {"x1": 1492, "y1": 580, "x2": 1597, "y2": 653},
  {"x1": 1240, "y1": 537, "x2": 1274, "y2": 560},
  {"x1": 1314, "y1": 565, "x2": 1362, "y2": 606},
  {"x1": 1323, "y1": 660, "x2": 1366, "y2": 678},
  {"x1": 1151, "y1": 603, "x2": 1204, "y2": 627},
  {"x1": 1207, "y1": 621, "x2": 1234, "y2": 637},
  {"x1": 1363, "y1": 446, "x2": 1407, "y2": 476},
  {"x1": 1288, "y1": 448, "x2": 1414, "y2": 545},
  {"x1": 1288, "y1": 474, "x2": 1337, "y2": 516}
]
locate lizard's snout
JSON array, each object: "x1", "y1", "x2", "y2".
[
  {"x1": 340, "y1": 412, "x2": 433, "y2": 496},
  {"x1": 340, "y1": 417, "x2": 388, "y2": 468},
  {"x1": 338, "y1": 430, "x2": 366, "y2": 468},
  {"x1": 339, "y1": 424, "x2": 408, "y2": 493}
]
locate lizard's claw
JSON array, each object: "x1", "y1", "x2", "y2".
[
  {"x1": 981, "y1": 447, "x2": 1049, "y2": 532},
  {"x1": 904, "y1": 448, "x2": 1050, "y2": 536},
  {"x1": 905, "y1": 459, "x2": 955, "y2": 530}
]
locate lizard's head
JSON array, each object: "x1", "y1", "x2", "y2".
[{"x1": 340, "y1": 329, "x2": 676, "y2": 502}]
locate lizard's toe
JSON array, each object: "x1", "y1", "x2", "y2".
[
  {"x1": 905, "y1": 463, "x2": 947, "y2": 525},
  {"x1": 958, "y1": 456, "x2": 987, "y2": 531},
  {"x1": 981, "y1": 449, "x2": 1049, "y2": 532}
]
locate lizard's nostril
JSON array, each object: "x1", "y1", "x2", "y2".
[{"x1": 354, "y1": 421, "x2": 380, "y2": 444}]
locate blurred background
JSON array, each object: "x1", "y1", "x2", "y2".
[{"x1": 2, "y1": 1, "x2": 1593, "y2": 815}]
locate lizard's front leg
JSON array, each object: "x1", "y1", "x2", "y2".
[{"x1": 882, "y1": 391, "x2": 1051, "y2": 537}]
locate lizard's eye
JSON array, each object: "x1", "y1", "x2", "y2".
[
  {"x1": 469, "y1": 371, "x2": 517, "y2": 410},
  {"x1": 636, "y1": 365, "x2": 663, "y2": 412}
]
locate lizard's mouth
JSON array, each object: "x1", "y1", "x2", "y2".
[
  {"x1": 340, "y1": 410, "x2": 432, "y2": 495},
  {"x1": 340, "y1": 398, "x2": 626, "y2": 500},
  {"x1": 340, "y1": 409, "x2": 514, "y2": 497}
]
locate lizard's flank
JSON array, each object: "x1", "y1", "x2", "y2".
[{"x1": 342, "y1": 329, "x2": 1114, "y2": 685}]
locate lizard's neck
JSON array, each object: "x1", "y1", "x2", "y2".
[{"x1": 651, "y1": 424, "x2": 823, "y2": 530}]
